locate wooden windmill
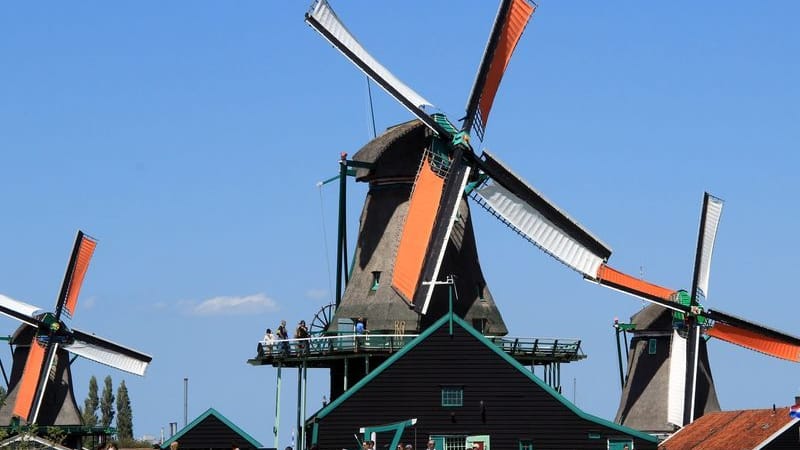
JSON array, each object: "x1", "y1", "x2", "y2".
[
  {"x1": 305, "y1": 0, "x2": 612, "y2": 335},
  {"x1": 599, "y1": 193, "x2": 800, "y2": 430},
  {"x1": 0, "y1": 231, "x2": 152, "y2": 427}
]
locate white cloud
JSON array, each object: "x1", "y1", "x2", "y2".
[
  {"x1": 305, "y1": 288, "x2": 330, "y2": 301},
  {"x1": 189, "y1": 293, "x2": 278, "y2": 316}
]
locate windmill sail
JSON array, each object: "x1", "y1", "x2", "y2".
[
  {"x1": 392, "y1": 154, "x2": 447, "y2": 303},
  {"x1": 58, "y1": 231, "x2": 97, "y2": 318},
  {"x1": 667, "y1": 330, "x2": 687, "y2": 427},
  {"x1": 692, "y1": 194, "x2": 723, "y2": 300},
  {"x1": 472, "y1": 150, "x2": 612, "y2": 277},
  {"x1": 0, "y1": 295, "x2": 42, "y2": 326},
  {"x1": 12, "y1": 339, "x2": 48, "y2": 421},
  {"x1": 463, "y1": 0, "x2": 536, "y2": 139},
  {"x1": 305, "y1": 0, "x2": 447, "y2": 137},
  {"x1": 68, "y1": 330, "x2": 153, "y2": 376},
  {"x1": 413, "y1": 161, "x2": 472, "y2": 314}
]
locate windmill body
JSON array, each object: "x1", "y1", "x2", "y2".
[
  {"x1": 615, "y1": 305, "x2": 720, "y2": 435},
  {"x1": 0, "y1": 325, "x2": 83, "y2": 426},
  {"x1": 330, "y1": 120, "x2": 508, "y2": 336}
]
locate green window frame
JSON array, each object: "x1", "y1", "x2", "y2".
[
  {"x1": 648, "y1": 338, "x2": 657, "y2": 355},
  {"x1": 518, "y1": 440, "x2": 533, "y2": 450},
  {"x1": 441, "y1": 386, "x2": 463, "y2": 407}
]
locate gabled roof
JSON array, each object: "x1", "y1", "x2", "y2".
[
  {"x1": 659, "y1": 407, "x2": 799, "y2": 450},
  {"x1": 313, "y1": 313, "x2": 657, "y2": 443},
  {"x1": 160, "y1": 407, "x2": 262, "y2": 450},
  {"x1": 0, "y1": 434, "x2": 72, "y2": 450}
]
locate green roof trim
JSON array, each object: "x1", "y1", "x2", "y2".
[
  {"x1": 313, "y1": 313, "x2": 657, "y2": 444},
  {"x1": 160, "y1": 407, "x2": 263, "y2": 449}
]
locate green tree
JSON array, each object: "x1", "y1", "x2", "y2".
[
  {"x1": 82, "y1": 376, "x2": 99, "y2": 426},
  {"x1": 100, "y1": 376, "x2": 115, "y2": 427},
  {"x1": 115, "y1": 380, "x2": 133, "y2": 440}
]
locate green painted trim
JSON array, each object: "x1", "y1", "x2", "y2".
[
  {"x1": 160, "y1": 407, "x2": 262, "y2": 449},
  {"x1": 312, "y1": 422, "x2": 319, "y2": 445},
  {"x1": 313, "y1": 314, "x2": 657, "y2": 443},
  {"x1": 453, "y1": 315, "x2": 658, "y2": 443}
]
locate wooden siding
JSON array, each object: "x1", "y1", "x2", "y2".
[
  {"x1": 765, "y1": 422, "x2": 800, "y2": 449},
  {"x1": 169, "y1": 415, "x2": 258, "y2": 450},
  {"x1": 313, "y1": 323, "x2": 656, "y2": 450}
]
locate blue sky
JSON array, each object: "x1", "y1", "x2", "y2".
[{"x1": 2, "y1": 0, "x2": 799, "y2": 445}]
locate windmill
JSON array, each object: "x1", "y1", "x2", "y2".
[
  {"x1": 590, "y1": 193, "x2": 800, "y2": 429},
  {"x1": 0, "y1": 230, "x2": 152, "y2": 426},
  {"x1": 305, "y1": 0, "x2": 613, "y2": 333},
  {"x1": 305, "y1": 1, "x2": 800, "y2": 428}
]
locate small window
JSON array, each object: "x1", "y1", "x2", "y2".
[
  {"x1": 371, "y1": 271, "x2": 381, "y2": 291},
  {"x1": 518, "y1": 440, "x2": 533, "y2": 450},
  {"x1": 648, "y1": 339, "x2": 657, "y2": 355},
  {"x1": 441, "y1": 386, "x2": 463, "y2": 407}
]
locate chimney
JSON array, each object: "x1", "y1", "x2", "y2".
[{"x1": 795, "y1": 396, "x2": 800, "y2": 406}]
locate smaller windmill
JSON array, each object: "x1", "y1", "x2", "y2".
[
  {"x1": 590, "y1": 193, "x2": 800, "y2": 428},
  {"x1": 0, "y1": 230, "x2": 152, "y2": 426}
]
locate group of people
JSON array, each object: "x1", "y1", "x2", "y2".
[
  {"x1": 357, "y1": 439, "x2": 435, "y2": 450},
  {"x1": 262, "y1": 319, "x2": 309, "y2": 356}
]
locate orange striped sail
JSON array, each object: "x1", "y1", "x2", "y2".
[
  {"x1": 708, "y1": 323, "x2": 800, "y2": 362},
  {"x1": 596, "y1": 264, "x2": 675, "y2": 301},
  {"x1": 392, "y1": 157, "x2": 445, "y2": 303},
  {"x1": 13, "y1": 339, "x2": 47, "y2": 420},
  {"x1": 477, "y1": 0, "x2": 536, "y2": 128},
  {"x1": 63, "y1": 234, "x2": 97, "y2": 317}
]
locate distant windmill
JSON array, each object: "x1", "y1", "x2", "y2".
[
  {"x1": 596, "y1": 193, "x2": 800, "y2": 429},
  {"x1": 0, "y1": 231, "x2": 152, "y2": 426}
]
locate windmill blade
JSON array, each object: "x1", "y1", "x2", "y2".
[
  {"x1": 667, "y1": 329, "x2": 687, "y2": 427},
  {"x1": 305, "y1": 0, "x2": 450, "y2": 138},
  {"x1": 413, "y1": 157, "x2": 472, "y2": 314},
  {"x1": 68, "y1": 328, "x2": 152, "y2": 376},
  {"x1": 704, "y1": 308, "x2": 800, "y2": 362},
  {"x1": 472, "y1": 150, "x2": 612, "y2": 278},
  {"x1": 590, "y1": 265, "x2": 687, "y2": 314},
  {"x1": 463, "y1": 0, "x2": 536, "y2": 140},
  {"x1": 689, "y1": 193, "x2": 724, "y2": 303},
  {"x1": 12, "y1": 338, "x2": 55, "y2": 422},
  {"x1": 0, "y1": 294, "x2": 43, "y2": 327},
  {"x1": 54, "y1": 230, "x2": 97, "y2": 320},
  {"x1": 392, "y1": 154, "x2": 448, "y2": 305},
  {"x1": 683, "y1": 193, "x2": 723, "y2": 425}
]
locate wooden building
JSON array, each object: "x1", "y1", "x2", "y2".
[
  {"x1": 308, "y1": 314, "x2": 658, "y2": 450},
  {"x1": 160, "y1": 408, "x2": 262, "y2": 450}
]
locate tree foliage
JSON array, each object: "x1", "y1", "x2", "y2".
[
  {"x1": 116, "y1": 380, "x2": 133, "y2": 440},
  {"x1": 100, "y1": 376, "x2": 115, "y2": 427},
  {"x1": 82, "y1": 376, "x2": 99, "y2": 426}
]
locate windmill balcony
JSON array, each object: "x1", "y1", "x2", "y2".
[{"x1": 248, "y1": 331, "x2": 586, "y2": 369}]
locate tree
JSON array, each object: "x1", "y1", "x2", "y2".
[
  {"x1": 100, "y1": 376, "x2": 115, "y2": 427},
  {"x1": 116, "y1": 380, "x2": 133, "y2": 441},
  {"x1": 82, "y1": 376, "x2": 99, "y2": 426}
]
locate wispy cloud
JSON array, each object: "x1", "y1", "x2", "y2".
[
  {"x1": 305, "y1": 288, "x2": 329, "y2": 301},
  {"x1": 187, "y1": 293, "x2": 279, "y2": 316}
]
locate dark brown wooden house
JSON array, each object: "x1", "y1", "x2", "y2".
[
  {"x1": 308, "y1": 314, "x2": 658, "y2": 450},
  {"x1": 160, "y1": 408, "x2": 262, "y2": 450}
]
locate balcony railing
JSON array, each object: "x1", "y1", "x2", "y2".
[{"x1": 252, "y1": 332, "x2": 584, "y2": 364}]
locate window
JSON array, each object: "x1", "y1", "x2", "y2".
[
  {"x1": 371, "y1": 271, "x2": 381, "y2": 291},
  {"x1": 648, "y1": 339, "x2": 657, "y2": 355},
  {"x1": 518, "y1": 440, "x2": 533, "y2": 450},
  {"x1": 441, "y1": 386, "x2": 463, "y2": 407}
]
